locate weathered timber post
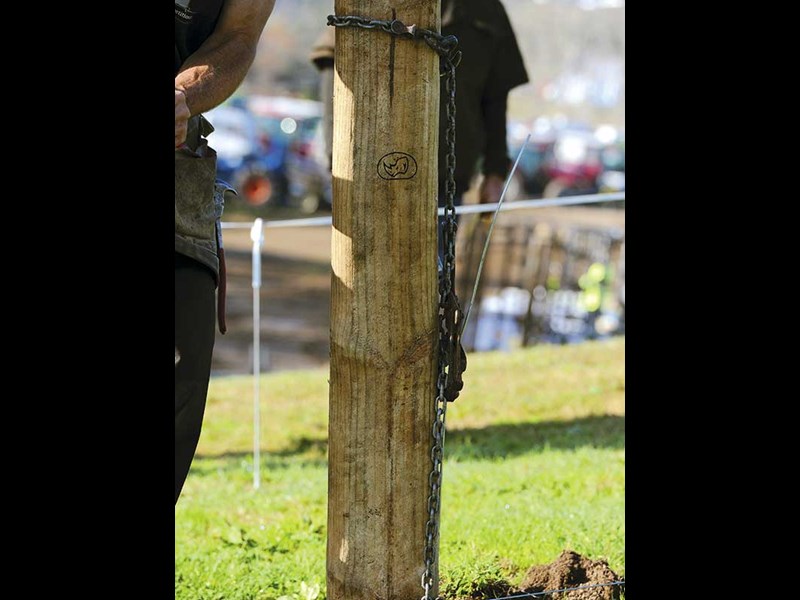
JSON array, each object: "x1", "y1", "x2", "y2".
[{"x1": 327, "y1": 1, "x2": 441, "y2": 599}]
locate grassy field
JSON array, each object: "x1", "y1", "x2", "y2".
[{"x1": 175, "y1": 337, "x2": 625, "y2": 599}]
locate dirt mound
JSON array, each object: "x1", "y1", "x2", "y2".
[
  {"x1": 518, "y1": 550, "x2": 623, "y2": 599},
  {"x1": 450, "y1": 550, "x2": 623, "y2": 600}
]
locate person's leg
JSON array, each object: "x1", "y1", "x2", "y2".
[{"x1": 175, "y1": 253, "x2": 217, "y2": 504}]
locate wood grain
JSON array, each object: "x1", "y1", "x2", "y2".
[{"x1": 328, "y1": 1, "x2": 441, "y2": 598}]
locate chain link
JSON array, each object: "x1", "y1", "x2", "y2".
[{"x1": 327, "y1": 14, "x2": 461, "y2": 600}]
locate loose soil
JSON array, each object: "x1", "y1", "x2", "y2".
[{"x1": 453, "y1": 550, "x2": 623, "y2": 600}]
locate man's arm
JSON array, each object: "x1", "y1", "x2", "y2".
[
  {"x1": 175, "y1": 0, "x2": 276, "y2": 146},
  {"x1": 479, "y1": 93, "x2": 510, "y2": 204}
]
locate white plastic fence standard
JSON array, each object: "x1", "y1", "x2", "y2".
[{"x1": 250, "y1": 218, "x2": 264, "y2": 489}]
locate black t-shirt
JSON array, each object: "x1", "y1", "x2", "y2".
[
  {"x1": 175, "y1": 0, "x2": 225, "y2": 76},
  {"x1": 438, "y1": 0, "x2": 529, "y2": 198}
]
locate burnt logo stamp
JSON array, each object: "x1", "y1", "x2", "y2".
[{"x1": 377, "y1": 152, "x2": 417, "y2": 180}]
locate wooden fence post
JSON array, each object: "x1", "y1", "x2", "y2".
[{"x1": 327, "y1": 1, "x2": 441, "y2": 599}]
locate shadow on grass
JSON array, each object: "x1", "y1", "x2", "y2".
[
  {"x1": 194, "y1": 414, "x2": 623, "y2": 470},
  {"x1": 446, "y1": 414, "x2": 624, "y2": 461},
  {"x1": 193, "y1": 436, "x2": 329, "y2": 473}
]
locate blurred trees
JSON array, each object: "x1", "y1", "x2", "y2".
[{"x1": 244, "y1": 0, "x2": 624, "y2": 127}]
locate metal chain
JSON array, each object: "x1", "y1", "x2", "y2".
[
  {"x1": 327, "y1": 14, "x2": 461, "y2": 600},
  {"x1": 425, "y1": 56, "x2": 459, "y2": 600}
]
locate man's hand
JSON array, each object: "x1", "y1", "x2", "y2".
[
  {"x1": 175, "y1": 89, "x2": 190, "y2": 148},
  {"x1": 479, "y1": 173, "x2": 505, "y2": 205},
  {"x1": 478, "y1": 173, "x2": 506, "y2": 223}
]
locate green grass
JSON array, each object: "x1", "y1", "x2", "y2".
[{"x1": 176, "y1": 337, "x2": 625, "y2": 599}]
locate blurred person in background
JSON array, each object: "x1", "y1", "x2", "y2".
[
  {"x1": 175, "y1": 0, "x2": 275, "y2": 504},
  {"x1": 436, "y1": 0, "x2": 529, "y2": 212},
  {"x1": 309, "y1": 28, "x2": 335, "y2": 171},
  {"x1": 309, "y1": 0, "x2": 528, "y2": 251}
]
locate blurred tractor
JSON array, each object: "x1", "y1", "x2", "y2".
[{"x1": 541, "y1": 129, "x2": 604, "y2": 198}]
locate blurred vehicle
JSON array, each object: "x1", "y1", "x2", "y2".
[
  {"x1": 597, "y1": 168, "x2": 625, "y2": 193},
  {"x1": 245, "y1": 95, "x2": 328, "y2": 212},
  {"x1": 596, "y1": 127, "x2": 625, "y2": 193},
  {"x1": 507, "y1": 141, "x2": 555, "y2": 199},
  {"x1": 284, "y1": 117, "x2": 332, "y2": 213},
  {"x1": 507, "y1": 119, "x2": 625, "y2": 200},
  {"x1": 506, "y1": 119, "x2": 552, "y2": 201},
  {"x1": 540, "y1": 128, "x2": 603, "y2": 198},
  {"x1": 204, "y1": 103, "x2": 282, "y2": 206}
]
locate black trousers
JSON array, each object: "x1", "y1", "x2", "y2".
[{"x1": 175, "y1": 253, "x2": 216, "y2": 503}]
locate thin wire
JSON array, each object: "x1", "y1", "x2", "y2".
[
  {"x1": 489, "y1": 580, "x2": 626, "y2": 600},
  {"x1": 220, "y1": 215, "x2": 333, "y2": 229},
  {"x1": 449, "y1": 192, "x2": 625, "y2": 216},
  {"x1": 220, "y1": 193, "x2": 625, "y2": 230},
  {"x1": 461, "y1": 135, "x2": 530, "y2": 332}
]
